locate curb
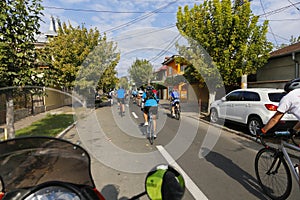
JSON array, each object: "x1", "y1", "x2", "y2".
[{"x1": 57, "y1": 121, "x2": 77, "y2": 138}]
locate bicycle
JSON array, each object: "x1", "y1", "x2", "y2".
[
  {"x1": 118, "y1": 98, "x2": 125, "y2": 117},
  {"x1": 174, "y1": 101, "x2": 180, "y2": 120},
  {"x1": 147, "y1": 110, "x2": 155, "y2": 145},
  {"x1": 255, "y1": 130, "x2": 300, "y2": 200}
]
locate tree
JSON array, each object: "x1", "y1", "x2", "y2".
[
  {"x1": 128, "y1": 59, "x2": 154, "y2": 87},
  {"x1": 40, "y1": 23, "x2": 120, "y2": 104},
  {"x1": 96, "y1": 63, "x2": 119, "y2": 94},
  {"x1": 42, "y1": 23, "x2": 100, "y2": 90},
  {"x1": 118, "y1": 77, "x2": 129, "y2": 90},
  {"x1": 176, "y1": 0, "x2": 272, "y2": 109},
  {"x1": 0, "y1": 0, "x2": 44, "y2": 138},
  {"x1": 75, "y1": 40, "x2": 120, "y2": 100}
]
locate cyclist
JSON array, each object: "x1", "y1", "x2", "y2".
[
  {"x1": 170, "y1": 89, "x2": 180, "y2": 117},
  {"x1": 131, "y1": 89, "x2": 138, "y2": 103},
  {"x1": 259, "y1": 78, "x2": 300, "y2": 135},
  {"x1": 108, "y1": 89, "x2": 114, "y2": 105},
  {"x1": 142, "y1": 86, "x2": 159, "y2": 138},
  {"x1": 116, "y1": 86, "x2": 126, "y2": 115}
]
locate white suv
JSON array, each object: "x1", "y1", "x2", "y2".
[{"x1": 210, "y1": 88, "x2": 297, "y2": 136}]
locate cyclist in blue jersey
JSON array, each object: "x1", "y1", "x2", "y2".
[
  {"x1": 131, "y1": 89, "x2": 138, "y2": 104},
  {"x1": 142, "y1": 86, "x2": 159, "y2": 138},
  {"x1": 170, "y1": 89, "x2": 180, "y2": 117},
  {"x1": 116, "y1": 86, "x2": 126, "y2": 114}
]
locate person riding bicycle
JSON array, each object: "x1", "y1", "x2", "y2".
[
  {"x1": 142, "y1": 85, "x2": 159, "y2": 138},
  {"x1": 258, "y1": 78, "x2": 300, "y2": 182},
  {"x1": 116, "y1": 86, "x2": 126, "y2": 115},
  {"x1": 170, "y1": 89, "x2": 180, "y2": 118},
  {"x1": 259, "y1": 78, "x2": 300, "y2": 135}
]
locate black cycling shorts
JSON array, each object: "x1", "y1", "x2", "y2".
[
  {"x1": 143, "y1": 106, "x2": 158, "y2": 115},
  {"x1": 117, "y1": 98, "x2": 125, "y2": 104}
]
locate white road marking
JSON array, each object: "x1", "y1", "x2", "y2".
[
  {"x1": 132, "y1": 112, "x2": 138, "y2": 119},
  {"x1": 156, "y1": 145, "x2": 209, "y2": 200}
]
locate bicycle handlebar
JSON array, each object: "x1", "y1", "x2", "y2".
[{"x1": 256, "y1": 129, "x2": 300, "y2": 147}]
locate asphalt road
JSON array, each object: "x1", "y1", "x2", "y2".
[{"x1": 63, "y1": 100, "x2": 300, "y2": 200}]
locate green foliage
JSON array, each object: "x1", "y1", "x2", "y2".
[
  {"x1": 118, "y1": 77, "x2": 129, "y2": 90},
  {"x1": 0, "y1": 0, "x2": 44, "y2": 88},
  {"x1": 40, "y1": 24, "x2": 119, "y2": 94},
  {"x1": 176, "y1": 0, "x2": 273, "y2": 87},
  {"x1": 0, "y1": 0, "x2": 44, "y2": 138},
  {"x1": 128, "y1": 59, "x2": 154, "y2": 87},
  {"x1": 75, "y1": 40, "x2": 120, "y2": 97},
  {"x1": 165, "y1": 75, "x2": 187, "y2": 86}
]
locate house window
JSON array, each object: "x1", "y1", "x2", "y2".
[{"x1": 180, "y1": 65, "x2": 186, "y2": 73}]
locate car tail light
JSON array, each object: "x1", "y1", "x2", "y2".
[
  {"x1": 93, "y1": 188, "x2": 106, "y2": 200},
  {"x1": 265, "y1": 104, "x2": 278, "y2": 111}
]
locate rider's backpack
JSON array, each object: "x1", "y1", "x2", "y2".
[{"x1": 146, "y1": 89, "x2": 156, "y2": 100}]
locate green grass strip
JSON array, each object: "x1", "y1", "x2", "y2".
[{"x1": 16, "y1": 114, "x2": 75, "y2": 137}]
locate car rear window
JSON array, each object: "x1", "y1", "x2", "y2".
[
  {"x1": 268, "y1": 93, "x2": 286, "y2": 102},
  {"x1": 242, "y1": 91, "x2": 260, "y2": 101}
]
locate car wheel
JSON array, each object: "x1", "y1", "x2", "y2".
[
  {"x1": 210, "y1": 108, "x2": 219, "y2": 123},
  {"x1": 247, "y1": 117, "x2": 263, "y2": 136}
]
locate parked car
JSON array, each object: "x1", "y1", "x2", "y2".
[{"x1": 210, "y1": 88, "x2": 297, "y2": 136}]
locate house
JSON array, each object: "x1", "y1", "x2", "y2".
[
  {"x1": 249, "y1": 42, "x2": 300, "y2": 88},
  {"x1": 161, "y1": 55, "x2": 189, "y2": 101},
  {"x1": 154, "y1": 55, "x2": 208, "y2": 109}
]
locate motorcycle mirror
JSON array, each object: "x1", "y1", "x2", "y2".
[{"x1": 145, "y1": 164, "x2": 185, "y2": 200}]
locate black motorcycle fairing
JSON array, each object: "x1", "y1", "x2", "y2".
[{"x1": 0, "y1": 136, "x2": 96, "y2": 194}]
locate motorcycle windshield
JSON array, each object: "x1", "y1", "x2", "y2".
[{"x1": 0, "y1": 136, "x2": 95, "y2": 192}]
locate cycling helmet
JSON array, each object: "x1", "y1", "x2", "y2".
[{"x1": 284, "y1": 78, "x2": 300, "y2": 92}]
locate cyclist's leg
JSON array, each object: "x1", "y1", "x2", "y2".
[
  {"x1": 143, "y1": 106, "x2": 149, "y2": 126},
  {"x1": 117, "y1": 98, "x2": 121, "y2": 108},
  {"x1": 171, "y1": 101, "x2": 175, "y2": 117},
  {"x1": 121, "y1": 98, "x2": 125, "y2": 113},
  {"x1": 150, "y1": 106, "x2": 158, "y2": 138}
]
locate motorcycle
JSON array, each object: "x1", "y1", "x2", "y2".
[{"x1": 0, "y1": 136, "x2": 185, "y2": 200}]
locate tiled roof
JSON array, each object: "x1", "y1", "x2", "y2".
[{"x1": 270, "y1": 41, "x2": 300, "y2": 57}]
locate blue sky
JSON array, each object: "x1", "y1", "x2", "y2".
[{"x1": 40, "y1": 0, "x2": 300, "y2": 77}]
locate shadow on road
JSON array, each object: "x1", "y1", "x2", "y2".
[{"x1": 202, "y1": 148, "x2": 268, "y2": 200}]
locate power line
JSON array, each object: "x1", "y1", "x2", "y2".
[
  {"x1": 114, "y1": 24, "x2": 176, "y2": 41},
  {"x1": 44, "y1": 6, "x2": 174, "y2": 14},
  {"x1": 268, "y1": 18, "x2": 300, "y2": 21},
  {"x1": 259, "y1": 0, "x2": 279, "y2": 46},
  {"x1": 103, "y1": 0, "x2": 178, "y2": 33},
  {"x1": 287, "y1": 0, "x2": 300, "y2": 12},
  {"x1": 149, "y1": 33, "x2": 182, "y2": 62},
  {"x1": 258, "y1": 1, "x2": 300, "y2": 17}
]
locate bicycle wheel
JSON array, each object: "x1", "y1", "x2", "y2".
[
  {"x1": 255, "y1": 148, "x2": 292, "y2": 200},
  {"x1": 175, "y1": 107, "x2": 180, "y2": 120}
]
